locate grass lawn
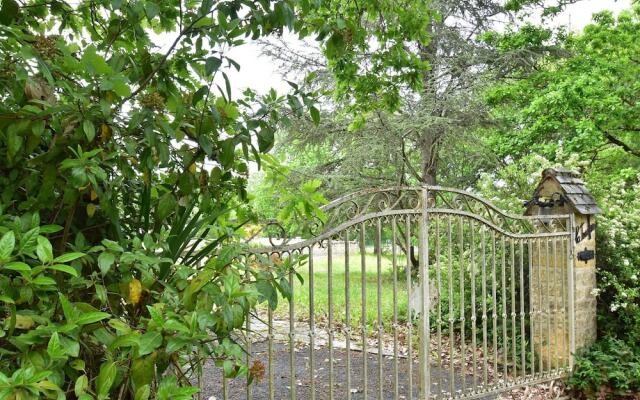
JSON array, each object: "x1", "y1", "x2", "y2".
[{"x1": 265, "y1": 251, "x2": 412, "y2": 332}]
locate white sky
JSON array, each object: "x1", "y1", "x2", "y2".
[{"x1": 219, "y1": 0, "x2": 632, "y2": 97}]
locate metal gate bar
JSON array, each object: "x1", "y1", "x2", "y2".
[{"x1": 405, "y1": 215, "x2": 414, "y2": 400}]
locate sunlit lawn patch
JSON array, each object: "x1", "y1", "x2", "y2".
[{"x1": 264, "y1": 252, "x2": 411, "y2": 332}]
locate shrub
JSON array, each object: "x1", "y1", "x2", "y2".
[
  {"x1": 0, "y1": 208, "x2": 295, "y2": 399},
  {"x1": 591, "y1": 170, "x2": 640, "y2": 345},
  {"x1": 568, "y1": 338, "x2": 640, "y2": 399},
  {"x1": 0, "y1": 1, "x2": 311, "y2": 397}
]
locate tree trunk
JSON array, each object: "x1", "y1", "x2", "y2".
[
  {"x1": 417, "y1": 18, "x2": 442, "y2": 186},
  {"x1": 420, "y1": 133, "x2": 439, "y2": 185}
]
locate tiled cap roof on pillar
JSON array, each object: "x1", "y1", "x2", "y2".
[{"x1": 525, "y1": 167, "x2": 602, "y2": 215}]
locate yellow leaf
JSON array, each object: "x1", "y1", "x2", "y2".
[
  {"x1": 188, "y1": 163, "x2": 197, "y2": 175},
  {"x1": 129, "y1": 278, "x2": 142, "y2": 305},
  {"x1": 270, "y1": 253, "x2": 283, "y2": 266},
  {"x1": 90, "y1": 189, "x2": 98, "y2": 201},
  {"x1": 15, "y1": 314, "x2": 35, "y2": 330},
  {"x1": 100, "y1": 123, "x2": 111, "y2": 142},
  {"x1": 86, "y1": 203, "x2": 96, "y2": 217}
]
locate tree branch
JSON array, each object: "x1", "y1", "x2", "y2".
[
  {"x1": 119, "y1": 14, "x2": 208, "y2": 106},
  {"x1": 602, "y1": 131, "x2": 640, "y2": 158}
]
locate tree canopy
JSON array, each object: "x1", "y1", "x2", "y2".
[{"x1": 486, "y1": 8, "x2": 640, "y2": 164}]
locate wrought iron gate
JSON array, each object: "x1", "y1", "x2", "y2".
[{"x1": 219, "y1": 186, "x2": 575, "y2": 399}]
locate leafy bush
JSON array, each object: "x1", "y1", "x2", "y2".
[
  {"x1": 0, "y1": 207, "x2": 298, "y2": 399},
  {"x1": 568, "y1": 338, "x2": 640, "y2": 399},
  {"x1": 0, "y1": 0, "x2": 307, "y2": 396},
  {"x1": 591, "y1": 170, "x2": 640, "y2": 345}
]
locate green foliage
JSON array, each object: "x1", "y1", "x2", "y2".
[
  {"x1": 592, "y1": 171, "x2": 640, "y2": 345},
  {"x1": 485, "y1": 6, "x2": 640, "y2": 161},
  {"x1": 248, "y1": 155, "x2": 328, "y2": 236},
  {"x1": 308, "y1": 0, "x2": 433, "y2": 112},
  {"x1": 476, "y1": 145, "x2": 640, "y2": 397},
  {"x1": 482, "y1": 3, "x2": 640, "y2": 355},
  {"x1": 0, "y1": 209, "x2": 296, "y2": 399},
  {"x1": 568, "y1": 338, "x2": 640, "y2": 399},
  {"x1": 0, "y1": 0, "x2": 432, "y2": 398}
]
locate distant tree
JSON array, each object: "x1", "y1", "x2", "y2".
[
  {"x1": 485, "y1": 7, "x2": 640, "y2": 169},
  {"x1": 260, "y1": 0, "x2": 579, "y2": 196}
]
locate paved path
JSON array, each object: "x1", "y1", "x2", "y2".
[{"x1": 201, "y1": 341, "x2": 498, "y2": 400}]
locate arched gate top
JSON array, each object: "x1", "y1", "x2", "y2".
[{"x1": 250, "y1": 186, "x2": 572, "y2": 254}]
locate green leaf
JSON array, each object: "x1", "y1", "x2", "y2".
[
  {"x1": 100, "y1": 73, "x2": 131, "y2": 97},
  {"x1": 75, "y1": 375, "x2": 89, "y2": 397},
  {"x1": 48, "y1": 264, "x2": 79, "y2": 277},
  {"x1": 205, "y1": 56, "x2": 222, "y2": 76},
  {"x1": 219, "y1": 138, "x2": 235, "y2": 168},
  {"x1": 165, "y1": 337, "x2": 190, "y2": 353},
  {"x1": 131, "y1": 357, "x2": 155, "y2": 393},
  {"x1": 0, "y1": 295, "x2": 15, "y2": 304},
  {"x1": 36, "y1": 236, "x2": 53, "y2": 264},
  {"x1": 101, "y1": 239, "x2": 123, "y2": 252},
  {"x1": 192, "y1": 86, "x2": 209, "y2": 105},
  {"x1": 256, "y1": 280, "x2": 278, "y2": 309},
  {"x1": 39, "y1": 224, "x2": 63, "y2": 234},
  {"x1": 310, "y1": 106, "x2": 320, "y2": 125},
  {"x1": 138, "y1": 331, "x2": 162, "y2": 356},
  {"x1": 83, "y1": 120, "x2": 96, "y2": 142},
  {"x1": 156, "y1": 193, "x2": 177, "y2": 223},
  {"x1": 0, "y1": 0, "x2": 18, "y2": 25},
  {"x1": 60, "y1": 335, "x2": 80, "y2": 357},
  {"x1": 182, "y1": 268, "x2": 215, "y2": 309},
  {"x1": 134, "y1": 385, "x2": 151, "y2": 400},
  {"x1": 81, "y1": 45, "x2": 112, "y2": 75},
  {"x1": 32, "y1": 276, "x2": 56, "y2": 286},
  {"x1": 96, "y1": 284, "x2": 108, "y2": 304},
  {"x1": 108, "y1": 318, "x2": 131, "y2": 333},
  {"x1": 98, "y1": 252, "x2": 115, "y2": 275},
  {"x1": 164, "y1": 320, "x2": 190, "y2": 334},
  {"x1": 53, "y1": 252, "x2": 85, "y2": 263},
  {"x1": 0, "y1": 231, "x2": 15, "y2": 260},
  {"x1": 144, "y1": 1, "x2": 160, "y2": 19},
  {"x1": 257, "y1": 129, "x2": 274, "y2": 153},
  {"x1": 96, "y1": 361, "x2": 117, "y2": 398},
  {"x1": 19, "y1": 227, "x2": 39, "y2": 253},
  {"x1": 47, "y1": 332, "x2": 65, "y2": 359},
  {"x1": 112, "y1": 78, "x2": 132, "y2": 97},
  {"x1": 70, "y1": 359, "x2": 86, "y2": 371},
  {"x1": 222, "y1": 71, "x2": 232, "y2": 100},
  {"x1": 76, "y1": 312, "x2": 110, "y2": 325},
  {"x1": 3, "y1": 261, "x2": 29, "y2": 273},
  {"x1": 59, "y1": 293, "x2": 78, "y2": 322}
]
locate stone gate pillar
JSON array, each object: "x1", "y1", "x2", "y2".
[{"x1": 525, "y1": 168, "x2": 601, "y2": 368}]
